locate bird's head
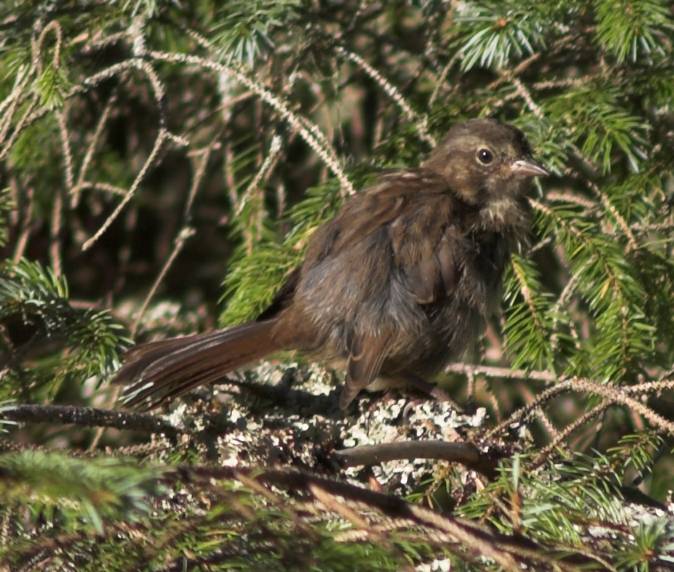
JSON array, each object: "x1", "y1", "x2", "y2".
[{"x1": 423, "y1": 118, "x2": 548, "y2": 206}]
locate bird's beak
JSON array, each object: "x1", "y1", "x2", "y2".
[{"x1": 510, "y1": 158, "x2": 549, "y2": 178}]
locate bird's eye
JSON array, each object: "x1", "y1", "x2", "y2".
[{"x1": 477, "y1": 148, "x2": 494, "y2": 165}]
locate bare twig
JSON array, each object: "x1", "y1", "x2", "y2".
[
  {"x1": 485, "y1": 377, "x2": 674, "y2": 441},
  {"x1": 336, "y1": 46, "x2": 436, "y2": 146},
  {"x1": 131, "y1": 227, "x2": 196, "y2": 334},
  {"x1": 12, "y1": 184, "x2": 34, "y2": 262},
  {"x1": 49, "y1": 186, "x2": 64, "y2": 278},
  {"x1": 0, "y1": 403, "x2": 181, "y2": 436},
  {"x1": 235, "y1": 135, "x2": 282, "y2": 217},
  {"x1": 531, "y1": 401, "x2": 612, "y2": 468},
  {"x1": 74, "y1": 181, "x2": 128, "y2": 196},
  {"x1": 335, "y1": 440, "x2": 499, "y2": 478},
  {"x1": 72, "y1": 91, "x2": 117, "y2": 207},
  {"x1": 509, "y1": 77, "x2": 544, "y2": 119},
  {"x1": 81, "y1": 128, "x2": 186, "y2": 251},
  {"x1": 57, "y1": 110, "x2": 74, "y2": 191},
  {"x1": 545, "y1": 190, "x2": 597, "y2": 210},
  {"x1": 445, "y1": 363, "x2": 557, "y2": 383},
  {"x1": 147, "y1": 50, "x2": 355, "y2": 195}
]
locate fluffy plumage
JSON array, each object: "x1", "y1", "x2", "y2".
[{"x1": 114, "y1": 118, "x2": 547, "y2": 410}]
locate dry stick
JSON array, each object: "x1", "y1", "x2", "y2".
[
  {"x1": 49, "y1": 186, "x2": 64, "y2": 278},
  {"x1": 445, "y1": 363, "x2": 557, "y2": 383},
  {"x1": 531, "y1": 400, "x2": 612, "y2": 468},
  {"x1": 447, "y1": 363, "x2": 674, "y2": 396},
  {"x1": 72, "y1": 92, "x2": 117, "y2": 207},
  {"x1": 49, "y1": 110, "x2": 73, "y2": 278},
  {"x1": 75, "y1": 181, "x2": 128, "y2": 196},
  {"x1": 57, "y1": 110, "x2": 74, "y2": 191},
  {"x1": 0, "y1": 96, "x2": 37, "y2": 160},
  {"x1": 482, "y1": 379, "x2": 583, "y2": 440},
  {"x1": 13, "y1": 59, "x2": 144, "y2": 150},
  {"x1": 147, "y1": 50, "x2": 354, "y2": 196},
  {"x1": 0, "y1": 68, "x2": 31, "y2": 146},
  {"x1": 235, "y1": 135, "x2": 283, "y2": 217},
  {"x1": 487, "y1": 52, "x2": 542, "y2": 91},
  {"x1": 0, "y1": 506, "x2": 12, "y2": 547},
  {"x1": 34, "y1": 20, "x2": 63, "y2": 70},
  {"x1": 184, "y1": 143, "x2": 217, "y2": 216},
  {"x1": 131, "y1": 227, "x2": 196, "y2": 335},
  {"x1": 510, "y1": 77, "x2": 544, "y2": 119},
  {"x1": 336, "y1": 46, "x2": 436, "y2": 146},
  {"x1": 569, "y1": 378, "x2": 674, "y2": 435},
  {"x1": 518, "y1": 382, "x2": 559, "y2": 441},
  {"x1": 485, "y1": 377, "x2": 674, "y2": 441},
  {"x1": 628, "y1": 378, "x2": 674, "y2": 393},
  {"x1": 511, "y1": 257, "x2": 547, "y2": 345},
  {"x1": 550, "y1": 267, "x2": 584, "y2": 352},
  {"x1": 131, "y1": 139, "x2": 216, "y2": 333},
  {"x1": 12, "y1": 186, "x2": 34, "y2": 262},
  {"x1": 81, "y1": 128, "x2": 171, "y2": 252},
  {"x1": 334, "y1": 440, "x2": 498, "y2": 478},
  {"x1": 186, "y1": 27, "x2": 340, "y2": 180},
  {"x1": 88, "y1": 141, "x2": 212, "y2": 451},
  {"x1": 0, "y1": 403, "x2": 180, "y2": 436},
  {"x1": 429, "y1": 52, "x2": 461, "y2": 106}
]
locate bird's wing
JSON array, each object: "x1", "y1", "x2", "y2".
[
  {"x1": 340, "y1": 330, "x2": 392, "y2": 409},
  {"x1": 387, "y1": 185, "x2": 463, "y2": 305}
]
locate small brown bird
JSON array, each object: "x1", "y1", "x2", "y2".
[{"x1": 115, "y1": 118, "x2": 548, "y2": 410}]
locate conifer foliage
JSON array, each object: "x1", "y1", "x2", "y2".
[{"x1": 0, "y1": 1, "x2": 673, "y2": 569}]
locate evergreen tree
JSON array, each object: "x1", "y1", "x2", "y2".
[{"x1": 0, "y1": 1, "x2": 673, "y2": 569}]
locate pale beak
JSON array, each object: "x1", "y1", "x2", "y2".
[{"x1": 510, "y1": 158, "x2": 549, "y2": 178}]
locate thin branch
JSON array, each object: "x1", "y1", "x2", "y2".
[
  {"x1": 131, "y1": 227, "x2": 195, "y2": 334},
  {"x1": 308, "y1": 483, "x2": 371, "y2": 531},
  {"x1": 147, "y1": 50, "x2": 355, "y2": 195},
  {"x1": 81, "y1": 128, "x2": 185, "y2": 251},
  {"x1": 12, "y1": 184, "x2": 34, "y2": 262},
  {"x1": 531, "y1": 401, "x2": 612, "y2": 468},
  {"x1": 0, "y1": 96, "x2": 38, "y2": 160},
  {"x1": 49, "y1": 186, "x2": 64, "y2": 278},
  {"x1": 485, "y1": 377, "x2": 674, "y2": 440},
  {"x1": 336, "y1": 46, "x2": 436, "y2": 146},
  {"x1": 235, "y1": 135, "x2": 282, "y2": 217},
  {"x1": 569, "y1": 378, "x2": 674, "y2": 436},
  {"x1": 334, "y1": 440, "x2": 499, "y2": 478},
  {"x1": 429, "y1": 52, "x2": 461, "y2": 106},
  {"x1": 0, "y1": 404, "x2": 181, "y2": 436},
  {"x1": 72, "y1": 91, "x2": 117, "y2": 207},
  {"x1": 545, "y1": 190, "x2": 597, "y2": 210},
  {"x1": 509, "y1": 76, "x2": 544, "y2": 119},
  {"x1": 74, "y1": 181, "x2": 128, "y2": 196},
  {"x1": 57, "y1": 110, "x2": 74, "y2": 191},
  {"x1": 445, "y1": 363, "x2": 557, "y2": 383}
]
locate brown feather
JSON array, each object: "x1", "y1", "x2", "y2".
[
  {"x1": 340, "y1": 332, "x2": 391, "y2": 409},
  {"x1": 119, "y1": 320, "x2": 279, "y2": 409}
]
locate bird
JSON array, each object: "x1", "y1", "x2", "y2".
[{"x1": 114, "y1": 118, "x2": 548, "y2": 411}]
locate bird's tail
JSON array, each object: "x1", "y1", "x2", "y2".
[{"x1": 114, "y1": 319, "x2": 280, "y2": 409}]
